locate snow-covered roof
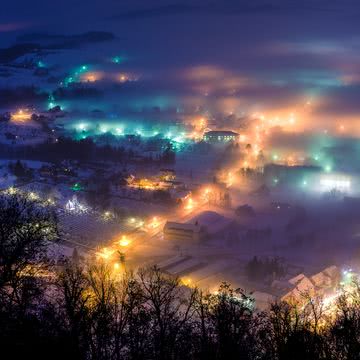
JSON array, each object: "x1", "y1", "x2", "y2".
[
  {"x1": 204, "y1": 130, "x2": 239, "y2": 137},
  {"x1": 164, "y1": 221, "x2": 201, "y2": 233},
  {"x1": 288, "y1": 273, "x2": 306, "y2": 285},
  {"x1": 189, "y1": 210, "x2": 233, "y2": 234},
  {"x1": 322, "y1": 265, "x2": 339, "y2": 279},
  {"x1": 282, "y1": 276, "x2": 315, "y2": 300}
]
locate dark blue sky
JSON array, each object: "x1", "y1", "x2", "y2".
[{"x1": 2, "y1": 0, "x2": 360, "y2": 123}]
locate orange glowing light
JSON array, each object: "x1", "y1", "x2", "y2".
[
  {"x1": 201, "y1": 187, "x2": 212, "y2": 201},
  {"x1": 226, "y1": 172, "x2": 234, "y2": 187},
  {"x1": 118, "y1": 74, "x2": 128, "y2": 82},
  {"x1": 148, "y1": 216, "x2": 160, "y2": 229},
  {"x1": 80, "y1": 71, "x2": 103, "y2": 83},
  {"x1": 11, "y1": 109, "x2": 32, "y2": 123},
  {"x1": 185, "y1": 197, "x2": 195, "y2": 210},
  {"x1": 96, "y1": 247, "x2": 115, "y2": 261},
  {"x1": 181, "y1": 277, "x2": 192, "y2": 286},
  {"x1": 119, "y1": 236, "x2": 131, "y2": 247}
]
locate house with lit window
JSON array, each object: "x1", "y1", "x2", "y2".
[
  {"x1": 163, "y1": 221, "x2": 206, "y2": 242},
  {"x1": 203, "y1": 130, "x2": 239, "y2": 143}
]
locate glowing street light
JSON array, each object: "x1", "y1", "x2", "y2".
[
  {"x1": 102, "y1": 211, "x2": 115, "y2": 221},
  {"x1": 181, "y1": 277, "x2": 192, "y2": 286},
  {"x1": 185, "y1": 197, "x2": 195, "y2": 211},
  {"x1": 119, "y1": 236, "x2": 131, "y2": 247},
  {"x1": 96, "y1": 247, "x2": 115, "y2": 261}
]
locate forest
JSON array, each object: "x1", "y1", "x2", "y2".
[{"x1": 0, "y1": 192, "x2": 359, "y2": 360}]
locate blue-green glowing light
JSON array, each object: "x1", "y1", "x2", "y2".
[
  {"x1": 78, "y1": 123, "x2": 87, "y2": 131},
  {"x1": 112, "y1": 56, "x2": 124, "y2": 64},
  {"x1": 71, "y1": 183, "x2": 84, "y2": 191},
  {"x1": 173, "y1": 136, "x2": 184, "y2": 143}
]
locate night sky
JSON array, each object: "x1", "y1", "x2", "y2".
[{"x1": 2, "y1": 0, "x2": 360, "y2": 123}]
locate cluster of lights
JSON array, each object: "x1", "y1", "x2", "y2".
[
  {"x1": 74, "y1": 122, "x2": 187, "y2": 143},
  {"x1": 147, "y1": 216, "x2": 161, "y2": 229},
  {"x1": 80, "y1": 71, "x2": 104, "y2": 83},
  {"x1": 62, "y1": 64, "x2": 89, "y2": 87},
  {"x1": 96, "y1": 247, "x2": 115, "y2": 261},
  {"x1": 11, "y1": 109, "x2": 32, "y2": 123},
  {"x1": 2, "y1": 187, "x2": 56, "y2": 207},
  {"x1": 102, "y1": 211, "x2": 115, "y2": 222},
  {"x1": 127, "y1": 217, "x2": 145, "y2": 228},
  {"x1": 65, "y1": 196, "x2": 88, "y2": 213}
]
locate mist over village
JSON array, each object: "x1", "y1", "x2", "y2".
[{"x1": 1, "y1": 1, "x2": 360, "y2": 359}]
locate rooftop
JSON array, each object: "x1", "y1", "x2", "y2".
[
  {"x1": 164, "y1": 221, "x2": 201, "y2": 233},
  {"x1": 204, "y1": 130, "x2": 239, "y2": 137}
]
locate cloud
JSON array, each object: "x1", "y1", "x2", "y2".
[
  {"x1": 0, "y1": 22, "x2": 29, "y2": 32},
  {"x1": 110, "y1": 0, "x2": 339, "y2": 20},
  {"x1": 315, "y1": 84, "x2": 360, "y2": 116},
  {"x1": 16, "y1": 31, "x2": 116, "y2": 49},
  {"x1": 0, "y1": 31, "x2": 116, "y2": 63}
]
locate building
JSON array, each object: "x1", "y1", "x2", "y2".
[
  {"x1": 189, "y1": 211, "x2": 234, "y2": 236},
  {"x1": 163, "y1": 221, "x2": 205, "y2": 242},
  {"x1": 203, "y1": 130, "x2": 239, "y2": 143},
  {"x1": 274, "y1": 266, "x2": 340, "y2": 303}
]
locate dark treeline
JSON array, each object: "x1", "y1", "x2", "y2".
[
  {"x1": 2, "y1": 193, "x2": 360, "y2": 360},
  {"x1": 0, "y1": 137, "x2": 175, "y2": 164}
]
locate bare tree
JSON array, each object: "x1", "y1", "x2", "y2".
[
  {"x1": 138, "y1": 266, "x2": 197, "y2": 360},
  {"x1": 258, "y1": 296, "x2": 329, "y2": 360},
  {"x1": 0, "y1": 192, "x2": 58, "y2": 311},
  {"x1": 0, "y1": 191, "x2": 58, "y2": 358},
  {"x1": 57, "y1": 263, "x2": 91, "y2": 359}
]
